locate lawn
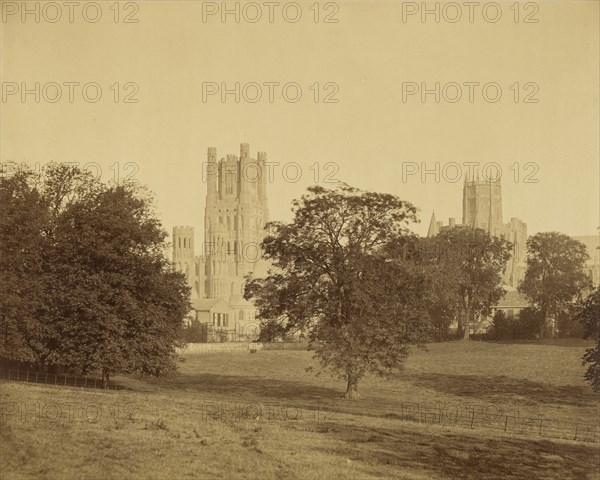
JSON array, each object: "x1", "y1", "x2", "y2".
[{"x1": 1, "y1": 341, "x2": 599, "y2": 480}]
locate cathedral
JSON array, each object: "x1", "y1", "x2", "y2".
[
  {"x1": 172, "y1": 144, "x2": 270, "y2": 340},
  {"x1": 427, "y1": 173, "x2": 528, "y2": 288}
]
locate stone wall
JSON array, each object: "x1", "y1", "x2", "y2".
[{"x1": 178, "y1": 342, "x2": 263, "y2": 354}]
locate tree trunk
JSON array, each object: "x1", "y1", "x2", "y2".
[
  {"x1": 344, "y1": 371, "x2": 361, "y2": 400},
  {"x1": 462, "y1": 308, "x2": 471, "y2": 341},
  {"x1": 539, "y1": 314, "x2": 545, "y2": 341},
  {"x1": 102, "y1": 368, "x2": 110, "y2": 389}
]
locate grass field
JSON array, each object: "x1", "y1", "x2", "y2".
[{"x1": 1, "y1": 341, "x2": 599, "y2": 480}]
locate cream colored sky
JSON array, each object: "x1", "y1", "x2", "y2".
[{"x1": 1, "y1": 0, "x2": 598, "y2": 242}]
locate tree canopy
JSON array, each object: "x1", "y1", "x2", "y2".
[
  {"x1": 519, "y1": 232, "x2": 591, "y2": 339},
  {"x1": 413, "y1": 228, "x2": 512, "y2": 339},
  {"x1": 0, "y1": 165, "x2": 190, "y2": 385},
  {"x1": 245, "y1": 183, "x2": 437, "y2": 398},
  {"x1": 578, "y1": 286, "x2": 600, "y2": 392}
]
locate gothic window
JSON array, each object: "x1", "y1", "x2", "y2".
[
  {"x1": 234, "y1": 216, "x2": 238, "y2": 230},
  {"x1": 234, "y1": 241, "x2": 238, "y2": 256},
  {"x1": 225, "y1": 172, "x2": 233, "y2": 194},
  {"x1": 227, "y1": 242, "x2": 232, "y2": 255}
]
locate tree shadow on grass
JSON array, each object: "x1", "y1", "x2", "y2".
[
  {"x1": 143, "y1": 372, "x2": 340, "y2": 403},
  {"x1": 313, "y1": 422, "x2": 599, "y2": 480},
  {"x1": 404, "y1": 372, "x2": 595, "y2": 407}
]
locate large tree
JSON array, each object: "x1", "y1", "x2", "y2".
[
  {"x1": 0, "y1": 165, "x2": 190, "y2": 385},
  {"x1": 424, "y1": 228, "x2": 513, "y2": 340},
  {"x1": 245, "y1": 183, "x2": 435, "y2": 399},
  {"x1": 578, "y1": 286, "x2": 600, "y2": 392},
  {"x1": 519, "y1": 232, "x2": 591, "y2": 340}
]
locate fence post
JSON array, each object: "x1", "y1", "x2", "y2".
[
  {"x1": 35, "y1": 372, "x2": 38, "y2": 382},
  {"x1": 26, "y1": 371, "x2": 29, "y2": 382},
  {"x1": 45, "y1": 373, "x2": 48, "y2": 383},
  {"x1": 84, "y1": 377, "x2": 87, "y2": 388},
  {"x1": 504, "y1": 415, "x2": 509, "y2": 431},
  {"x1": 574, "y1": 423, "x2": 579, "y2": 441},
  {"x1": 538, "y1": 419, "x2": 543, "y2": 436},
  {"x1": 470, "y1": 411, "x2": 475, "y2": 428},
  {"x1": 8, "y1": 370, "x2": 10, "y2": 381}
]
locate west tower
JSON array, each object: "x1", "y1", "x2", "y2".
[{"x1": 462, "y1": 173, "x2": 503, "y2": 236}]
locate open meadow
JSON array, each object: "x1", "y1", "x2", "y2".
[{"x1": 1, "y1": 341, "x2": 599, "y2": 480}]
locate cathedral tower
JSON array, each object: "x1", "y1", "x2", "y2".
[
  {"x1": 462, "y1": 172, "x2": 503, "y2": 236},
  {"x1": 204, "y1": 144, "x2": 269, "y2": 301}
]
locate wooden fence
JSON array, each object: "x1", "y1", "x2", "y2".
[{"x1": 0, "y1": 369, "x2": 125, "y2": 390}]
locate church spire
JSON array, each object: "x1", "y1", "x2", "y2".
[{"x1": 427, "y1": 211, "x2": 439, "y2": 237}]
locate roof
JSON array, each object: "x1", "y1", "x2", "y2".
[
  {"x1": 427, "y1": 211, "x2": 439, "y2": 237},
  {"x1": 496, "y1": 290, "x2": 530, "y2": 309},
  {"x1": 228, "y1": 294, "x2": 252, "y2": 306},
  {"x1": 192, "y1": 297, "x2": 230, "y2": 312}
]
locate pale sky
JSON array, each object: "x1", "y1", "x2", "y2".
[{"x1": 1, "y1": 0, "x2": 598, "y2": 243}]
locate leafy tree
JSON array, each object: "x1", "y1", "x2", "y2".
[
  {"x1": 490, "y1": 310, "x2": 510, "y2": 340},
  {"x1": 515, "y1": 308, "x2": 543, "y2": 340},
  {"x1": 426, "y1": 228, "x2": 513, "y2": 340},
  {"x1": 519, "y1": 232, "x2": 591, "y2": 340},
  {"x1": 578, "y1": 287, "x2": 600, "y2": 392},
  {"x1": 383, "y1": 236, "x2": 461, "y2": 342},
  {"x1": 556, "y1": 304, "x2": 584, "y2": 338},
  {"x1": 489, "y1": 308, "x2": 540, "y2": 342},
  {"x1": 183, "y1": 319, "x2": 206, "y2": 343},
  {"x1": 0, "y1": 165, "x2": 191, "y2": 385},
  {"x1": 245, "y1": 183, "x2": 433, "y2": 399}
]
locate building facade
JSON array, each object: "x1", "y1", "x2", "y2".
[
  {"x1": 173, "y1": 144, "x2": 270, "y2": 340},
  {"x1": 572, "y1": 235, "x2": 600, "y2": 287},
  {"x1": 427, "y1": 173, "x2": 528, "y2": 288}
]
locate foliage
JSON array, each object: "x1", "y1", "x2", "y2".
[
  {"x1": 490, "y1": 308, "x2": 540, "y2": 341},
  {"x1": 419, "y1": 228, "x2": 513, "y2": 339},
  {"x1": 183, "y1": 319, "x2": 206, "y2": 343},
  {"x1": 516, "y1": 308, "x2": 544, "y2": 340},
  {"x1": 556, "y1": 304, "x2": 584, "y2": 339},
  {"x1": 490, "y1": 310, "x2": 511, "y2": 339},
  {"x1": 578, "y1": 287, "x2": 600, "y2": 392},
  {"x1": 0, "y1": 165, "x2": 191, "y2": 381},
  {"x1": 519, "y1": 232, "x2": 591, "y2": 339}
]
